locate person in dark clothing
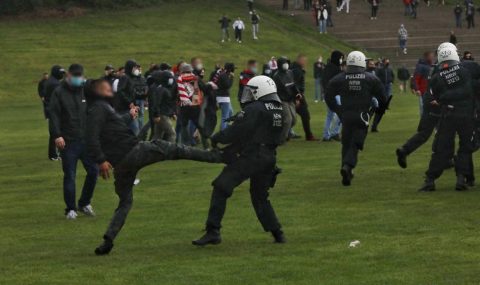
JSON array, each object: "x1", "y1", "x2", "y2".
[
  {"x1": 147, "y1": 71, "x2": 177, "y2": 142},
  {"x1": 466, "y1": 2, "x2": 475, "y2": 29},
  {"x1": 325, "y1": 51, "x2": 386, "y2": 186},
  {"x1": 213, "y1": 63, "x2": 235, "y2": 130},
  {"x1": 322, "y1": 51, "x2": 344, "y2": 141},
  {"x1": 463, "y1": 51, "x2": 474, "y2": 61},
  {"x1": 114, "y1": 59, "x2": 148, "y2": 136},
  {"x1": 262, "y1": 63, "x2": 273, "y2": 77},
  {"x1": 326, "y1": 0, "x2": 334, "y2": 27},
  {"x1": 219, "y1": 15, "x2": 231, "y2": 42},
  {"x1": 371, "y1": 58, "x2": 394, "y2": 132},
  {"x1": 103, "y1": 65, "x2": 116, "y2": 86},
  {"x1": 238, "y1": 59, "x2": 258, "y2": 106},
  {"x1": 38, "y1": 72, "x2": 49, "y2": 119},
  {"x1": 454, "y1": 4, "x2": 463, "y2": 28},
  {"x1": 84, "y1": 79, "x2": 223, "y2": 255},
  {"x1": 370, "y1": 0, "x2": 379, "y2": 19},
  {"x1": 273, "y1": 56, "x2": 300, "y2": 143},
  {"x1": 397, "y1": 65, "x2": 411, "y2": 93},
  {"x1": 313, "y1": 56, "x2": 325, "y2": 102},
  {"x1": 44, "y1": 65, "x2": 65, "y2": 160},
  {"x1": 192, "y1": 75, "x2": 286, "y2": 246},
  {"x1": 449, "y1": 31, "x2": 457, "y2": 45},
  {"x1": 418, "y1": 47, "x2": 476, "y2": 192},
  {"x1": 48, "y1": 64, "x2": 98, "y2": 219},
  {"x1": 292, "y1": 54, "x2": 317, "y2": 141}
]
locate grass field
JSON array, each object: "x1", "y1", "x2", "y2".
[{"x1": 1, "y1": 0, "x2": 480, "y2": 284}]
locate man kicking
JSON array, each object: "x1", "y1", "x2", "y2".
[{"x1": 84, "y1": 79, "x2": 223, "y2": 255}]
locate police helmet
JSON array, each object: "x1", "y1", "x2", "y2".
[
  {"x1": 240, "y1": 75, "x2": 278, "y2": 104},
  {"x1": 438, "y1": 46, "x2": 460, "y2": 64},
  {"x1": 346, "y1": 51, "x2": 367, "y2": 68}
]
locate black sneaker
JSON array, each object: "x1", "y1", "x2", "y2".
[
  {"x1": 396, "y1": 148, "x2": 407, "y2": 169},
  {"x1": 331, "y1": 134, "x2": 341, "y2": 142},
  {"x1": 341, "y1": 165, "x2": 353, "y2": 186},
  {"x1": 271, "y1": 229, "x2": 286, "y2": 243},
  {"x1": 95, "y1": 238, "x2": 114, "y2": 255},
  {"x1": 418, "y1": 179, "x2": 435, "y2": 192},
  {"x1": 466, "y1": 176, "x2": 475, "y2": 187},
  {"x1": 371, "y1": 128, "x2": 378, "y2": 133},
  {"x1": 192, "y1": 229, "x2": 221, "y2": 246},
  {"x1": 455, "y1": 175, "x2": 468, "y2": 191}
]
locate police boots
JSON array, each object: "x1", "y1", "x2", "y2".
[
  {"x1": 271, "y1": 229, "x2": 287, "y2": 243},
  {"x1": 456, "y1": 175, "x2": 468, "y2": 191},
  {"x1": 341, "y1": 165, "x2": 354, "y2": 186},
  {"x1": 396, "y1": 148, "x2": 408, "y2": 169},
  {"x1": 192, "y1": 229, "x2": 222, "y2": 246},
  {"x1": 418, "y1": 178, "x2": 435, "y2": 192},
  {"x1": 95, "y1": 236, "x2": 114, "y2": 255}
]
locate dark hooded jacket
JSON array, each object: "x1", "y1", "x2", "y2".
[
  {"x1": 272, "y1": 57, "x2": 298, "y2": 102},
  {"x1": 291, "y1": 61, "x2": 306, "y2": 94},
  {"x1": 322, "y1": 51, "x2": 344, "y2": 89},
  {"x1": 113, "y1": 59, "x2": 148, "y2": 112},
  {"x1": 44, "y1": 65, "x2": 64, "y2": 108},
  {"x1": 147, "y1": 71, "x2": 178, "y2": 118}
]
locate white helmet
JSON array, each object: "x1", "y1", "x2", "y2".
[
  {"x1": 346, "y1": 51, "x2": 367, "y2": 68},
  {"x1": 437, "y1": 42, "x2": 457, "y2": 54},
  {"x1": 437, "y1": 46, "x2": 460, "y2": 63},
  {"x1": 240, "y1": 75, "x2": 277, "y2": 104}
]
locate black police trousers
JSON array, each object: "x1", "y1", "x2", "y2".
[
  {"x1": 341, "y1": 112, "x2": 368, "y2": 168},
  {"x1": 206, "y1": 147, "x2": 281, "y2": 232},
  {"x1": 401, "y1": 112, "x2": 440, "y2": 155},
  {"x1": 104, "y1": 140, "x2": 221, "y2": 241},
  {"x1": 296, "y1": 96, "x2": 314, "y2": 139},
  {"x1": 426, "y1": 114, "x2": 474, "y2": 179}
]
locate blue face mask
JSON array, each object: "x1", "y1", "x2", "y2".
[
  {"x1": 251, "y1": 67, "x2": 258, "y2": 74},
  {"x1": 70, "y1": 76, "x2": 84, "y2": 87}
]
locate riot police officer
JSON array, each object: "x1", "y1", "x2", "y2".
[
  {"x1": 192, "y1": 75, "x2": 286, "y2": 246},
  {"x1": 419, "y1": 45, "x2": 476, "y2": 192},
  {"x1": 325, "y1": 51, "x2": 386, "y2": 186}
]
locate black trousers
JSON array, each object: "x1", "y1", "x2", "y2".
[
  {"x1": 283, "y1": 0, "x2": 288, "y2": 9},
  {"x1": 341, "y1": 113, "x2": 368, "y2": 168},
  {"x1": 371, "y1": 5, "x2": 378, "y2": 17},
  {"x1": 48, "y1": 135, "x2": 57, "y2": 159},
  {"x1": 104, "y1": 140, "x2": 222, "y2": 241},
  {"x1": 426, "y1": 115, "x2": 474, "y2": 179},
  {"x1": 296, "y1": 97, "x2": 314, "y2": 139},
  {"x1": 179, "y1": 105, "x2": 209, "y2": 148},
  {"x1": 371, "y1": 96, "x2": 392, "y2": 131},
  {"x1": 206, "y1": 148, "x2": 281, "y2": 232},
  {"x1": 467, "y1": 15, "x2": 475, "y2": 29},
  {"x1": 401, "y1": 112, "x2": 439, "y2": 155}
]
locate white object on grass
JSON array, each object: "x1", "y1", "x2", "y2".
[{"x1": 349, "y1": 240, "x2": 360, "y2": 248}]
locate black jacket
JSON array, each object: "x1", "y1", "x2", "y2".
[
  {"x1": 114, "y1": 60, "x2": 148, "y2": 112},
  {"x1": 44, "y1": 65, "x2": 64, "y2": 106},
  {"x1": 147, "y1": 71, "x2": 178, "y2": 118},
  {"x1": 291, "y1": 62, "x2": 306, "y2": 94},
  {"x1": 326, "y1": 69, "x2": 386, "y2": 117},
  {"x1": 313, "y1": 62, "x2": 325, "y2": 79},
  {"x1": 86, "y1": 99, "x2": 138, "y2": 166},
  {"x1": 376, "y1": 65, "x2": 395, "y2": 84},
  {"x1": 215, "y1": 71, "x2": 234, "y2": 97},
  {"x1": 397, "y1": 67, "x2": 410, "y2": 81},
  {"x1": 322, "y1": 51, "x2": 344, "y2": 89},
  {"x1": 38, "y1": 78, "x2": 47, "y2": 99},
  {"x1": 48, "y1": 81, "x2": 88, "y2": 141}
]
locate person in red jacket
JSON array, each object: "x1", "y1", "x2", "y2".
[
  {"x1": 413, "y1": 51, "x2": 435, "y2": 115},
  {"x1": 237, "y1": 59, "x2": 258, "y2": 107}
]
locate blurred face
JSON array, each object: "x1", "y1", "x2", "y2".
[
  {"x1": 297, "y1": 56, "x2": 307, "y2": 67},
  {"x1": 192, "y1": 58, "x2": 203, "y2": 71},
  {"x1": 248, "y1": 62, "x2": 258, "y2": 72},
  {"x1": 117, "y1": 69, "x2": 125, "y2": 76},
  {"x1": 97, "y1": 81, "x2": 114, "y2": 98},
  {"x1": 384, "y1": 59, "x2": 390, "y2": 65},
  {"x1": 426, "y1": 52, "x2": 435, "y2": 64},
  {"x1": 105, "y1": 69, "x2": 114, "y2": 76},
  {"x1": 367, "y1": 60, "x2": 375, "y2": 69}
]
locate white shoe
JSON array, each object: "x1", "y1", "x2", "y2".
[
  {"x1": 314, "y1": 100, "x2": 319, "y2": 103},
  {"x1": 79, "y1": 204, "x2": 96, "y2": 217},
  {"x1": 221, "y1": 39, "x2": 225, "y2": 43},
  {"x1": 134, "y1": 178, "x2": 141, "y2": 186},
  {"x1": 66, "y1": 210, "x2": 77, "y2": 220}
]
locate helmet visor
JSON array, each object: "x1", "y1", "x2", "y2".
[{"x1": 240, "y1": 85, "x2": 258, "y2": 104}]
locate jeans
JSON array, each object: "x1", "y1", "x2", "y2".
[
  {"x1": 252, "y1": 24, "x2": 259, "y2": 39},
  {"x1": 219, "y1": 102, "x2": 233, "y2": 130},
  {"x1": 399, "y1": 39, "x2": 407, "y2": 50},
  {"x1": 314, "y1": 78, "x2": 324, "y2": 101},
  {"x1": 404, "y1": 4, "x2": 412, "y2": 16},
  {"x1": 60, "y1": 141, "x2": 98, "y2": 212},
  {"x1": 235, "y1": 29, "x2": 243, "y2": 42},
  {"x1": 323, "y1": 107, "x2": 341, "y2": 139},
  {"x1": 221, "y1": 28, "x2": 229, "y2": 41},
  {"x1": 318, "y1": 20, "x2": 327, "y2": 33},
  {"x1": 385, "y1": 82, "x2": 392, "y2": 97},
  {"x1": 339, "y1": 0, "x2": 350, "y2": 12},
  {"x1": 455, "y1": 15, "x2": 462, "y2": 28},
  {"x1": 418, "y1": 96, "x2": 424, "y2": 116},
  {"x1": 136, "y1": 99, "x2": 145, "y2": 129}
]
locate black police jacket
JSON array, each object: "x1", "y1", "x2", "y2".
[
  {"x1": 147, "y1": 84, "x2": 177, "y2": 118},
  {"x1": 272, "y1": 70, "x2": 298, "y2": 102},
  {"x1": 211, "y1": 98, "x2": 283, "y2": 155},
  {"x1": 325, "y1": 70, "x2": 386, "y2": 116},
  {"x1": 86, "y1": 99, "x2": 138, "y2": 166},
  {"x1": 48, "y1": 81, "x2": 87, "y2": 142},
  {"x1": 429, "y1": 63, "x2": 474, "y2": 115}
]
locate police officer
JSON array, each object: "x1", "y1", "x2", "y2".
[
  {"x1": 84, "y1": 79, "x2": 223, "y2": 255},
  {"x1": 325, "y1": 51, "x2": 386, "y2": 186},
  {"x1": 272, "y1": 56, "x2": 300, "y2": 142},
  {"x1": 419, "y1": 45, "x2": 476, "y2": 192},
  {"x1": 192, "y1": 75, "x2": 286, "y2": 246}
]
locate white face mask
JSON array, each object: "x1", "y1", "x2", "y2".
[
  {"x1": 282, "y1": 63, "x2": 289, "y2": 70},
  {"x1": 167, "y1": 78, "x2": 174, "y2": 86},
  {"x1": 132, "y1": 69, "x2": 141, "y2": 77},
  {"x1": 339, "y1": 58, "x2": 343, "y2": 65}
]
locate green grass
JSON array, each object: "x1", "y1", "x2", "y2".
[{"x1": 1, "y1": 0, "x2": 480, "y2": 284}]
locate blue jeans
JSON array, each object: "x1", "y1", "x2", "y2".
[
  {"x1": 60, "y1": 141, "x2": 98, "y2": 212},
  {"x1": 399, "y1": 39, "x2": 407, "y2": 50},
  {"x1": 136, "y1": 99, "x2": 145, "y2": 129},
  {"x1": 385, "y1": 83, "x2": 392, "y2": 97},
  {"x1": 219, "y1": 102, "x2": 233, "y2": 130},
  {"x1": 323, "y1": 107, "x2": 342, "y2": 139},
  {"x1": 318, "y1": 20, "x2": 327, "y2": 33},
  {"x1": 455, "y1": 15, "x2": 462, "y2": 28},
  {"x1": 314, "y1": 77, "x2": 324, "y2": 101},
  {"x1": 418, "y1": 96, "x2": 424, "y2": 116}
]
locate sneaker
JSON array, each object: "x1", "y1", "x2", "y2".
[
  {"x1": 79, "y1": 204, "x2": 96, "y2": 217},
  {"x1": 314, "y1": 100, "x2": 319, "y2": 103},
  {"x1": 49, "y1": 157, "x2": 61, "y2": 161},
  {"x1": 341, "y1": 165, "x2": 354, "y2": 186},
  {"x1": 133, "y1": 178, "x2": 141, "y2": 186},
  {"x1": 192, "y1": 229, "x2": 222, "y2": 246},
  {"x1": 66, "y1": 210, "x2": 77, "y2": 220},
  {"x1": 221, "y1": 39, "x2": 225, "y2": 43},
  {"x1": 271, "y1": 229, "x2": 287, "y2": 243},
  {"x1": 95, "y1": 238, "x2": 114, "y2": 256},
  {"x1": 396, "y1": 148, "x2": 407, "y2": 169},
  {"x1": 418, "y1": 179, "x2": 435, "y2": 192}
]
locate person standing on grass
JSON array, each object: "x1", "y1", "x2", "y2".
[
  {"x1": 317, "y1": 5, "x2": 328, "y2": 34},
  {"x1": 233, "y1": 17, "x2": 245, "y2": 43},
  {"x1": 397, "y1": 65, "x2": 410, "y2": 93},
  {"x1": 247, "y1": 0, "x2": 254, "y2": 12},
  {"x1": 48, "y1": 64, "x2": 98, "y2": 220},
  {"x1": 398, "y1": 24, "x2": 408, "y2": 54},
  {"x1": 38, "y1": 72, "x2": 49, "y2": 119},
  {"x1": 251, "y1": 10, "x2": 260, "y2": 40},
  {"x1": 371, "y1": 58, "x2": 394, "y2": 133},
  {"x1": 454, "y1": 3, "x2": 463, "y2": 28},
  {"x1": 313, "y1": 56, "x2": 325, "y2": 102},
  {"x1": 213, "y1": 63, "x2": 235, "y2": 130},
  {"x1": 219, "y1": 14, "x2": 231, "y2": 43},
  {"x1": 44, "y1": 65, "x2": 65, "y2": 161},
  {"x1": 370, "y1": 0, "x2": 379, "y2": 20}
]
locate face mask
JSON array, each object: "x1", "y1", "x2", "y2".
[
  {"x1": 265, "y1": 69, "x2": 271, "y2": 74},
  {"x1": 251, "y1": 67, "x2": 258, "y2": 74},
  {"x1": 282, "y1": 63, "x2": 289, "y2": 70},
  {"x1": 167, "y1": 78, "x2": 174, "y2": 86},
  {"x1": 70, "y1": 76, "x2": 84, "y2": 87},
  {"x1": 339, "y1": 58, "x2": 343, "y2": 65},
  {"x1": 132, "y1": 69, "x2": 141, "y2": 77}
]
